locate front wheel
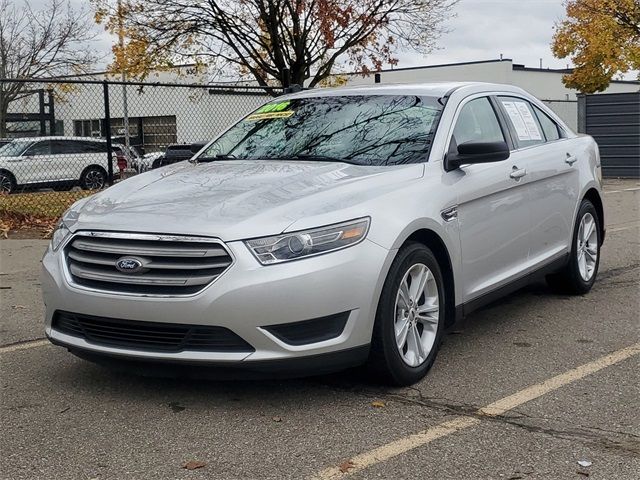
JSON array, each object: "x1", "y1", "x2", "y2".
[
  {"x1": 546, "y1": 200, "x2": 601, "y2": 294},
  {"x1": 367, "y1": 243, "x2": 445, "y2": 386},
  {"x1": 80, "y1": 166, "x2": 107, "y2": 190}
]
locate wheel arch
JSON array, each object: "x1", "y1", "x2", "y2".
[
  {"x1": 403, "y1": 229, "x2": 457, "y2": 329},
  {"x1": 582, "y1": 188, "x2": 605, "y2": 244},
  {"x1": 80, "y1": 164, "x2": 108, "y2": 177}
]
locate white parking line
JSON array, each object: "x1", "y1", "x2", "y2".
[
  {"x1": 0, "y1": 338, "x2": 50, "y2": 354},
  {"x1": 311, "y1": 343, "x2": 640, "y2": 480},
  {"x1": 605, "y1": 187, "x2": 640, "y2": 194}
]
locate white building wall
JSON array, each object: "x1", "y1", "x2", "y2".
[{"x1": 6, "y1": 75, "x2": 271, "y2": 144}]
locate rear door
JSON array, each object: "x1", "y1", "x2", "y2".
[
  {"x1": 50, "y1": 139, "x2": 87, "y2": 182},
  {"x1": 447, "y1": 95, "x2": 532, "y2": 302},
  {"x1": 495, "y1": 96, "x2": 580, "y2": 265}
]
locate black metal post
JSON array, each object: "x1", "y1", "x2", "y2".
[
  {"x1": 282, "y1": 68, "x2": 291, "y2": 89},
  {"x1": 47, "y1": 89, "x2": 55, "y2": 135},
  {"x1": 103, "y1": 81, "x2": 114, "y2": 186},
  {"x1": 38, "y1": 89, "x2": 46, "y2": 135}
]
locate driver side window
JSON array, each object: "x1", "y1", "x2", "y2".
[
  {"x1": 25, "y1": 141, "x2": 51, "y2": 156},
  {"x1": 451, "y1": 97, "x2": 505, "y2": 149}
]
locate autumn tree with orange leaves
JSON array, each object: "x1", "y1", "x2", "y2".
[
  {"x1": 552, "y1": 0, "x2": 640, "y2": 93},
  {"x1": 92, "y1": 0, "x2": 458, "y2": 89}
]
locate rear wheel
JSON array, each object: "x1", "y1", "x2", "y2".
[
  {"x1": 546, "y1": 200, "x2": 601, "y2": 294},
  {"x1": 80, "y1": 166, "x2": 107, "y2": 190},
  {"x1": 0, "y1": 171, "x2": 16, "y2": 194},
  {"x1": 367, "y1": 243, "x2": 445, "y2": 386}
]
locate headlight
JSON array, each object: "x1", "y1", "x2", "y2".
[
  {"x1": 245, "y1": 218, "x2": 370, "y2": 265},
  {"x1": 50, "y1": 220, "x2": 71, "y2": 251},
  {"x1": 49, "y1": 198, "x2": 86, "y2": 251}
]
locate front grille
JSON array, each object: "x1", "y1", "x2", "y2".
[
  {"x1": 64, "y1": 232, "x2": 233, "y2": 295},
  {"x1": 53, "y1": 311, "x2": 254, "y2": 353}
]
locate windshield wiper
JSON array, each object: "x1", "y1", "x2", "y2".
[
  {"x1": 285, "y1": 153, "x2": 360, "y2": 165},
  {"x1": 193, "y1": 153, "x2": 237, "y2": 163}
]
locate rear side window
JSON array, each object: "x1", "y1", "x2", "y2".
[
  {"x1": 498, "y1": 97, "x2": 545, "y2": 149},
  {"x1": 532, "y1": 105, "x2": 562, "y2": 142},
  {"x1": 51, "y1": 140, "x2": 80, "y2": 154},
  {"x1": 452, "y1": 97, "x2": 505, "y2": 146}
]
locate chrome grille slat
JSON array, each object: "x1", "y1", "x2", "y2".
[
  {"x1": 69, "y1": 263, "x2": 216, "y2": 286},
  {"x1": 71, "y1": 238, "x2": 229, "y2": 257},
  {"x1": 65, "y1": 232, "x2": 233, "y2": 295}
]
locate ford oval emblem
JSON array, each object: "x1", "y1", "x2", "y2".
[{"x1": 115, "y1": 257, "x2": 143, "y2": 273}]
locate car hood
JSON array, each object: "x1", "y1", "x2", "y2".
[{"x1": 72, "y1": 160, "x2": 424, "y2": 240}]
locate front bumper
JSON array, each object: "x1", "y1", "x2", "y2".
[{"x1": 42, "y1": 235, "x2": 393, "y2": 369}]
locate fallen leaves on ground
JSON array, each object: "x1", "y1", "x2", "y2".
[
  {"x1": 0, "y1": 211, "x2": 57, "y2": 239},
  {"x1": 338, "y1": 460, "x2": 355, "y2": 473},
  {"x1": 272, "y1": 416, "x2": 282, "y2": 422},
  {"x1": 371, "y1": 400, "x2": 386, "y2": 408},
  {"x1": 183, "y1": 460, "x2": 207, "y2": 470}
]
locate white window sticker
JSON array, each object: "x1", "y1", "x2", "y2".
[
  {"x1": 514, "y1": 101, "x2": 543, "y2": 141},
  {"x1": 501, "y1": 101, "x2": 531, "y2": 141},
  {"x1": 501, "y1": 100, "x2": 543, "y2": 142}
]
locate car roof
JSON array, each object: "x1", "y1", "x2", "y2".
[
  {"x1": 8, "y1": 136, "x2": 108, "y2": 143},
  {"x1": 282, "y1": 82, "x2": 529, "y2": 100}
]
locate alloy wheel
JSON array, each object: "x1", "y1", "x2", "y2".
[
  {"x1": 576, "y1": 212, "x2": 598, "y2": 281},
  {"x1": 394, "y1": 263, "x2": 439, "y2": 367},
  {"x1": 0, "y1": 174, "x2": 13, "y2": 194},
  {"x1": 84, "y1": 170, "x2": 105, "y2": 190}
]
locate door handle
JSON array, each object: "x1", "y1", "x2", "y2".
[
  {"x1": 510, "y1": 167, "x2": 527, "y2": 180},
  {"x1": 565, "y1": 154, "x2": 578, "y2": 166}
]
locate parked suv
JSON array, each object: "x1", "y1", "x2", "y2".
[
  {"x1": 42, "y1": 83, "x2": 605, "y2": 385},
  {"x1": 0, "y1": 137, "x2": 129, "y2": 193}
]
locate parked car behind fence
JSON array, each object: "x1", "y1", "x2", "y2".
[{"x1": 0, "y1": 137, "x2": 133, "y2": 194}]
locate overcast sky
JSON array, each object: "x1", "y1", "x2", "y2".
[
  {"x1": 401, "y1": 0, "x2": 570, "y2": 70},
  {"x1": 20, "y1": 0, "x2": 625, "y2": 74}
]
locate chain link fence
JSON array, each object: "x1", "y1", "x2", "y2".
[{"x1": 0, "y1": 78, "x2": 280, "y2": 222}]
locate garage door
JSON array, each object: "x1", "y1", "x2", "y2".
[{"x1": 581, "y1": 92, "x2": 640, "y2": 178}]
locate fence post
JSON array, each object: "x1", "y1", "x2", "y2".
[
  {"x1": 103, "y1": 81, "x2": 114, "y2": 186},
  {"x1": 577, "y1": 94, "x2": 586, "y2": 134},
  {"x1": 282, "y1": 68, "x2": 291, "y2": 89},
  {"x1": 47, "y1": 89, "x2": 55, "y2": 135},
  {"x1": 38, "y1": 89, "x2": 46, "y2": 135}
]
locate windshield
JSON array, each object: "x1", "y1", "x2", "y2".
[
  {"x1": 0, "y1": 141, "x2": 32, "y2": 157},
  {"x1": 199, "y1": 95, "x2": 442, "y2": 166}
]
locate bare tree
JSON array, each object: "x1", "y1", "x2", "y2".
[
  {"x1": 93, "y1": 0, "x2": 457, "y2": 88},
  {"x1": 0, "y1": 0, "x2": 100, "y2": 137}
]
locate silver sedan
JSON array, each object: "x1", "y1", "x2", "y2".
[{"x1": 42, "y1": 82, "x2": 604, "y2": 385}]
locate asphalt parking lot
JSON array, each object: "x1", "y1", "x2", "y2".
[{"x1": 1, "y1": 179, "x2": 639, "y2": 480}]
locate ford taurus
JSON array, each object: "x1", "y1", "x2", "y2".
[{"x1": 42, "y1": 83, "x2": 604, "y2": 385}]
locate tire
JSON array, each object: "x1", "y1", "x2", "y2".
[
  {"x1": 0, "y1": 171, "x2": 16, "y2": 194},
  {"x1": 546, "y1": 200, "x2": 601, "y2": 295},
  {"x1": 367, "y1": 242, "x2": 446, "y2": 386},
  {"x1": 80, "y1": 166, "x2": 107, "y2": 190}
]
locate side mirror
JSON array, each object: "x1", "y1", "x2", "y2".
[{"x1": 445, "y1": 141, "x2": 510, "y2": 171}]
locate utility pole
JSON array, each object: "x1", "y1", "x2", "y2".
[{"x1": 117, "y1": 0, "x2": 130, "y2": 153}]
